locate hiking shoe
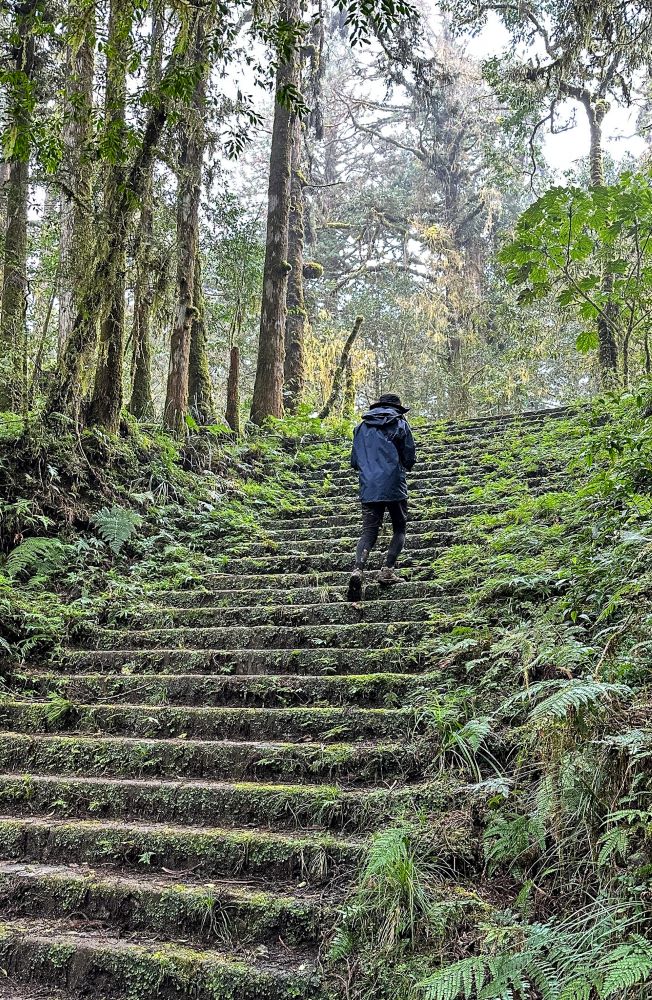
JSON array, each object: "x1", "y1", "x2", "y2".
[
  {"x1": 347, "y1": 567, "x2": 364, "y2": 602},
  {"x1": 378, "y1": 566, "x2": 403, "y2": 586}
]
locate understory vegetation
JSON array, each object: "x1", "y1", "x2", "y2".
[
  {"x1": 326, "y1": 393, "x2": 652, "y2": 999},
  {"x1": 0, "y1": 408, "x2": 350, "y2": 663}
]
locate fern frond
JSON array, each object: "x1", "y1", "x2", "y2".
[
  {"x1": 597, "y1": 827, "x2": 631, "y2": 867},
  {"x1": 600, "y1": 938, "x2": 652, "y2": 996},
  {"x1": 91, "y1": 505, "x2": 142, "y2": 553},
  {"x1": 528, "y1": 680, "x2": 632, "y2": 723},
  {"x1": 5, "y1": 537, "x2": 67, "y2": 581}
]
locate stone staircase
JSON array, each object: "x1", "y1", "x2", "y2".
[{"x1": 0, "y1": 407, "x2": 573, "y2": 997}]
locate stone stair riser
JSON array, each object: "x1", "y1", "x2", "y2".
[
  {"x1": 0, "y1": 867, "x2": 324, "y2": 948},
  {"x1": 18, "y1": 670, "x2": 444, "y2": 708},
  {"x1": 0, "y1": 702, "x2": 419, "y2": 742},
  {"x1": 0, "y1": 734, "x2": 417, "y2": 784},
  {"x1": 0, "y1": 816, "x2": 360, "y2": 884}
]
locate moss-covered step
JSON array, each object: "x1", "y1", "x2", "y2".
[
  {"x1": 0, "y1": 860, "x2": 326, "y2": 948},
  {"x1": 267, "y1": 482, "x2": 565, "y2": 518},
  {"x1": 0, "y1": 917, "x2": 330, "y2": 1000},
  {"x1": 0, "y1": 814, "x2": 362, "y2": 882},
  {"x1": 290, "y1": 472, "x2": 561, "y2": 502},
  {"x1": 0, "y1": 773, "x2": 458, "y2": 833},
  {"x1": 0, "y1": 733, "x2": 417, "y2": 784},
  {"x1": 18, "y1": 670, "x2": 445, "y2": 708},
  {"x1": 231, "y1": 530, "x2": 459, "y2": 558},
  {"x1": 147, "y1": 579, "x2": 454, "y2": 608},
  {"x1": 0, "y1": 701, "x2": 419, "y2": 742},
  {"x1": 54, "y1": 645, "x2": 432, "y2": 676},
  {"x1": 108, "y1": 597, "x2": 464, "y2": 630},
  {"x1": 262, "y1": 517, "x2": 475, "y2": 541},
  {"x1": 209, "y1": 546, "x2": 448, "y2": 575},
  {"x1": 263, "y1": 493, "x2": 563, "y2": 527},
  {"x1": 81, "y1": 618, "x2": 461, "y2": 651}
]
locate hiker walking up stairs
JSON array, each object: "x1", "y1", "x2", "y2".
[{"x1": 0, "y1": 408, "x2": 572, "y2": 998}]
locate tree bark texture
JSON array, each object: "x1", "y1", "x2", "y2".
[
  {"x1": 164, "y1": 12, "x2": 209, "y2": 436},
  {"x1": 319, "y1": 315, "x2": 363, "y2": 419},
  {"x1": 88, "y1": 0, "x2": 131, "y2": 432},
  {"x1": 128, "y1": 2, "x2": 163, "y2": 420},
  {"x1": 584, "y1": 97, "x2": 618, "y2": 379},
  {"x1": 343, "y1": 354, "x2": 355, "y2": 420},
  {"x1": 225, "y1": 345, "x2": 241, "y2": 435},
  {"x1": 188, "y1": 252, "x2": 216, "y2": 425},
  {"x1": 47, "y1": 7, "x2": 200, "y2": 425},
  {"x1": 58, "y1": 3, "x2": 95, "y2": 358},
  {"x1": 283, "y1": 119, "x2": 308, "y2": 412},
  {"x1": 0, "y1": 1, "x2": 36, "y2": 412},
  {"x1": 250, "y1": 0, "x2": 302, "y2": 425}
]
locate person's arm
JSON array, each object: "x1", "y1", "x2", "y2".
[
  {"x1": 351, "y1": 427, "x2": 360, "y2": 470},
  {"x1": 395, "y1": 421, "x2": 416, "y2": 470}
]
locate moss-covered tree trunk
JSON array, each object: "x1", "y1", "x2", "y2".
[
  {"x1": 250, "y1": 0, "x2": 301, "y2": 425},
  {"x1": 0, "y1": 1, "x2": 36, "y2": 412},
  {"x1": 57, "y1": 3, "x2": 95, "y2": 359},
  {"x1": 88, "y1": 0, "x2": 130, "y2": 432},
  {"x1": 127, "y1": 1, "x2": 163, "y2": 421},
  {"x1": 225, "y1": 345, "x2": 241, "y2": 435},
  {"x1": 284, "y1": 121, "x2": 308, "y2": 412},
  {"x1": 164, "y1": 13, "x2": 209, "y2": 436},
  {"x1": 583, "y1": 95, "x2": 618, "y2": 380},
  {"x1": 319, "y1": 315, "x2": 363, "y2": 419},
  {"x1": 188, "y1": 252, "x2": 216, "y2": 425}
]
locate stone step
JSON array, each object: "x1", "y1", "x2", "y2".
[
  {"x1": 265, "y1": 487, "x2": 566, "y2": 523},
  {"x1": 261, "y1": 517, "x2": 480, "y2": 541},
  {"x1": 144, "y1": 579, "x2": 452, "y2": 607},
  {"x1": 0, "y1": 701, "x2": 420, "y2": 742},
  {"x1": 0, "y1": 814, "x2": 361, "y2": 884},
  {"x1": 55, "y1": 646, "x2": 435, "y2": 676},
  {"x1": 0, "y1": 917, "x2": 326, "y2": 1000},
  {"x1": 300, "y1": 459, "x2": 569, "y2": 483},
  {"x1": 231, "y1": 529, "x2": 458, "y2": 557},
  {"x1": 215, "y1": 547, "x2": 448, "y2": 575},
  {"x1": 18, "y1": 669, "x2": 444, "y2": 708},
  {"x1": 280, "y1": 474, "x2": 561, "y2": 504},
  {"x1": 80, "y1": 618, "x2": 459, "y2": 651},
  {"x1": 0, "y1": 772, "x2": 449, "y2": 833},
  {"x1": 0, "y1": 860, "x2": 325, "y2": 948},
  {"x1": 105, "y1": 596, "x2": 463, "y2": 629},
  {"x1": 0, "y1": 733, "x2": 416, "y2": 784}
]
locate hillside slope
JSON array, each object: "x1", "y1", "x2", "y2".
[{"x1": 0, "y1": 404, "x2": 649, "y2": 999}]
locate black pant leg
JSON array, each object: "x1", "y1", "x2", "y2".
[
  {"x1": 385, "y1": 500, "x2": 408, "y2": 567},
  {"x1": 355, "y1": 502, "x2": 385, "y2": 568}
]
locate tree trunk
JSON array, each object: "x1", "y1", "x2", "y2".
[
  {"x1": 225, "y1": 346, "x2": 241, "y2": 435},
  {"x1": 47, "y1": 31, "x2": 190, "y2": 424},
  {"x1": 127, "y1": 1, "x2": 163, "y2": 421},
  {"x1": 188, "y1": 252, "x2": 216, "y2": 425},
  {"x1": 284, "y1": 119, "x2": 308, "y2": 412},
  {"x1": 58, "y1": 2, "x2": 95, "y2": 358},
  {"x1": 319, "y1": 315, "x2": 363, "y2": 419},
  {"x1": 584, "y1": 98, "x2": 618, "y2": 379},
  {"x1": 250, "y1": 0, "x2": 302, "y2": 425},
  {"x1": 163, "y1": 13, "x2": 209, "y2": 436},
  {"x1": 87, "y1": 0, "x2": 130, "y2": 432},
  {"x1": 0, "y1": 2, "x2": 36, "y2": 412},
  {"x1": 343, "y1": 354, "x2": 355, "y2": 420}
]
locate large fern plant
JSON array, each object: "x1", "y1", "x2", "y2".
[
  {"x1": 91, "y1": 505, "x2": 141, "y2": 554},
  {"x1": 4, "y1": 537, "x2": 67, "y2": 582},
  {"x1": 420, "y1": 909, "x2": 652, "y2": 1000}
]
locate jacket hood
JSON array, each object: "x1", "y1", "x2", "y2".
[{"x1": 362, "y1": 406, "x2": 405, "y2": 427}]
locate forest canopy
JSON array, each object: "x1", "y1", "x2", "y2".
[{"x1": 1, "y1": 0, "x2": 652, "y2": 432}]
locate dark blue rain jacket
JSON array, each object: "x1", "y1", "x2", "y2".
[{"x1": 351, "y1": 406, "x2": 417, "y2": 502}]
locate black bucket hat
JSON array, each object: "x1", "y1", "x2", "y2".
[{"x1": 369, "y1": 393, "x2": 410, "y2": 414}]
